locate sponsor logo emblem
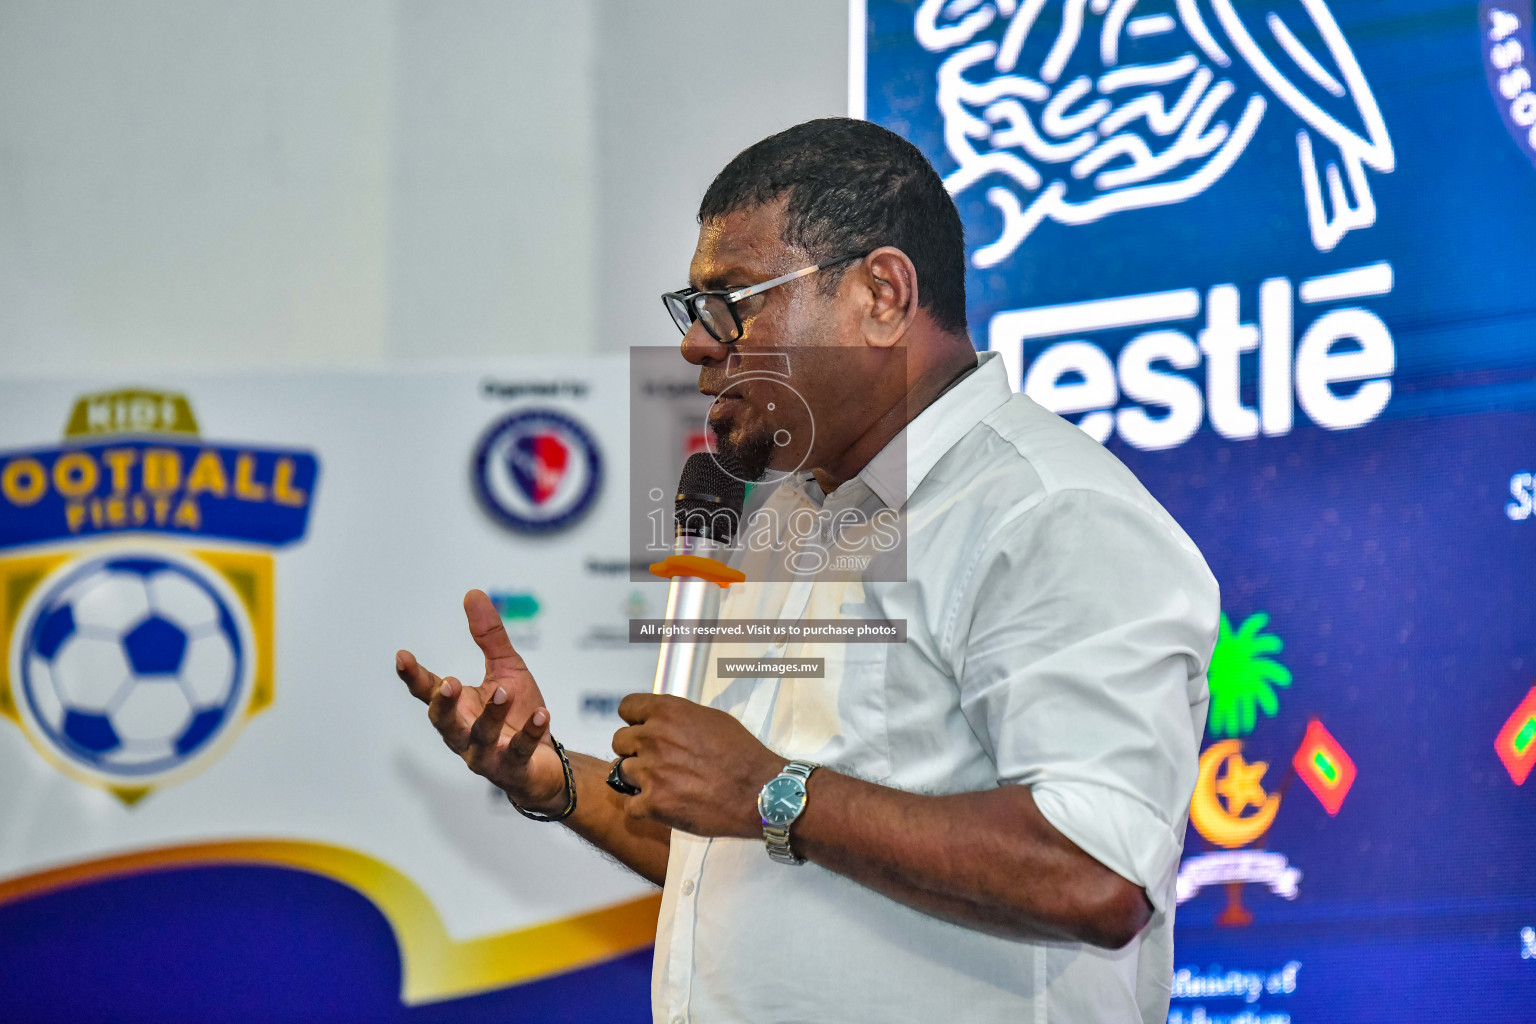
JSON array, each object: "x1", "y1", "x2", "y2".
[
  {"x1": 489, "y1": 590, "x2": 541, "y2": 648},
  {"x1": 1481, "y1": 3, "x2": 1536, "y2": 169},
  {"x1": 1177, "y1": 612, "x2": 1354, "y2": 923},
  {"x1": 581, "y1": 693, "x2": 626, "y2": 717},
  {"x1": 1291, "y1": 717, "x2": 1355, "y2": 813},
  {"x1": 581, "y1": 588, "x2": 652, "y2": 650},
  {"x1": 0, "y1": 388, "x2": 317, "y2": 802},
  {"x1": 992, "y1": 262, "x2": 1396, "y2": 449},
  {"x1": 896, "y1": 2, "x2": 1401, "y2": 449},
  {"x1": 916, "y1": 0, "x2": 1394, "y2": 265},
  {"x1": 1495, "y1": 684, "x2": 1536, "y2": 785},
  {"x1": 473, "y1": 409, "x2": 602, "y2": 534},
  {"x1": 1190, "y1": 739, "x2": 1283, "y2": 849}
]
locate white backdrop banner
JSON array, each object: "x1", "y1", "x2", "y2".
[{"x1": 0, "y1": 359, "x2": 667, "y2": 1005}]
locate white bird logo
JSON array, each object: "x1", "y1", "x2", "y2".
[{"x1": 915, "y1": 0, "x2": 1395, "y2": 266}]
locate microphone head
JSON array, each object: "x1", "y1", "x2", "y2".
[{"x1": 675, "y1": 451, "x2": 746, "y2": 543}]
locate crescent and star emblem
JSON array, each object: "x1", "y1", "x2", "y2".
[{"x1": 1189, "y1": 739, "x2": 1281, "y2": 849}]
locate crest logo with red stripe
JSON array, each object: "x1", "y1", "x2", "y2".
[{"x1": 473, "y1": 409, "x2": 602, "y2": 534}]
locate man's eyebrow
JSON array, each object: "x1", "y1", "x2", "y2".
[{"x1": 694, "y1": 260, "x2": 760, "y2": 291}]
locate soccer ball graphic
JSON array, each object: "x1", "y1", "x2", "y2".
[{"x1": 18, "y1": 552, "x2": 249, "y2": 779}]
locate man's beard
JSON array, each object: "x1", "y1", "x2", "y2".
[{"x1": 710, "y1": 418, "x2": 774, "y2": 482}]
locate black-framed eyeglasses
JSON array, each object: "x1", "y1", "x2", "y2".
[{"x1": 661, "y1": 252, "x2": 868, "y2": 344}]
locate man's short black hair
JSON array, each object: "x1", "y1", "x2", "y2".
[{"x1": 698, "y1": 118, "x2": 968, "y2": 335}]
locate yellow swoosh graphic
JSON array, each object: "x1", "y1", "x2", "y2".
[{"x1": 0, "y1": 839, "x2": 660, "y2": 1004}]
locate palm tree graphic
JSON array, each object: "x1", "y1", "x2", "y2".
[{"x1": 1207, "y1": 612, "x2": 1292, "y2": 738}]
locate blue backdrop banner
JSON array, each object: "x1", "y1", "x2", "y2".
[{"x1": 861, "y1": 1, "x2": 1536, "y2": 1020}]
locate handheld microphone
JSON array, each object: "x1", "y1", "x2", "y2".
[{"x1": 651, "y1": 453, "x2": 747, "y2": 700}]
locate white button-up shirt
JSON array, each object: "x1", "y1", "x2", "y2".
[{"x1": 652, "y1": 351, "x2": 1219, "y2": 1024}]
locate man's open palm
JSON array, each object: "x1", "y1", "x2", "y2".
[{"x1": 395, "y1": 589, "x2": 568, "y2": 813}]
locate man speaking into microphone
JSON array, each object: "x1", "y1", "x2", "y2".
[{"x1": 395, "y1": 118, "x2": 1218, "y2": 1024}]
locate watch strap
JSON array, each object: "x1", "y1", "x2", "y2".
[
  {"x1": 762, "y1": 760, "x2": 818, "y2": 865},
  {"x1": 782, "y1": 760, "x2": 815, "y2": 782}
]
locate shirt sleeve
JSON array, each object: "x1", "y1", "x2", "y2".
[{"x1": 948, "y1": 487, "x2": 1220, "y2": 912}]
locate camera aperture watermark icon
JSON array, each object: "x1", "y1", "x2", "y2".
[
  {"x1": 629, "y1": 346, "x2": 909, "y2": 583},
  {"x1": 702, "y1": 351, "x2": 816, "y2": 488}
]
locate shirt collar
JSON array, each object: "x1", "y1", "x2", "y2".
[{"x1": 855, "y1": 350, "x2": 1013, "y2": 510}]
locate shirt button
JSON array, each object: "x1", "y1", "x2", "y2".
[
  {"x1": 672, "y1": 1016, "x2": 685, "y2": 1024},
  {"x1": 681, "y1": 879, "x2": 695, "y2": 895}
]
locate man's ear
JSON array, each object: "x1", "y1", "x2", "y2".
[{"x1": 858, "y1": 247, "x2": 920, "y2": 349}]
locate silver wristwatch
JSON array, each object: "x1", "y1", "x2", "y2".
[{"x1": 757, "y1": 760, "x2": 818, "y2": 865}]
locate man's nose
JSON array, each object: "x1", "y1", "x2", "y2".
[{"x1": 680, "y1": 320, "x2": 730, "y2": 366}]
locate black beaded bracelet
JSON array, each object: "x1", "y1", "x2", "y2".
[{"x1": 511, "y1": 737, "x2": 577, "y2": 823}]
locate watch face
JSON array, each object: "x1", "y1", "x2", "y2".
[{"x1": 758, "y1": 774, "x2": 806, "y2": 827}]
